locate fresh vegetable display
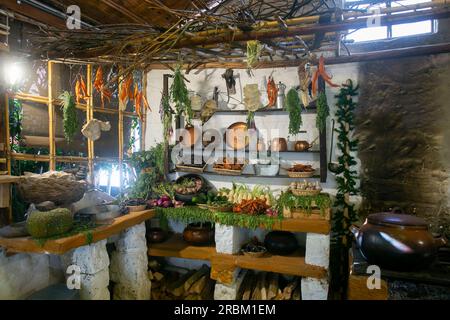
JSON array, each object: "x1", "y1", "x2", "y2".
[
  {"x1": 174, "y1": 176, "x2": 203, "y2": 195},
  {"x1": 287, "y1": 164, "x2": 315, "y2": 173},
  {"x1": 290, "y1": 181, "x2": 321, "y2": 191},
  {"x1": 148, "y1": 195, "x2": 184, "y2": 209},
  {"x1": 233, "y1": 199, "x2": 270, "y2": 216},
  {"x1": 218, "y1": 183, "x2": 274, "y2": 207}
]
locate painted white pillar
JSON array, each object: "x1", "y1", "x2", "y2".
[
  {"x1": 214, "y1": 269, "x2": 247, "y2": 300},
  {"x1": 215, "y1": 224, "x2": 248, "y2": 255}
]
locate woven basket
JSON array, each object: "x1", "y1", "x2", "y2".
[
  {"x1": 18, "y1": 171, "x2": 86, "y2": 205},
  {"x1": 291, "y1": 189, "x2": 322, "y2": 197},
  {"x1": 176, "y1": 164, "x2": 207, "y2": 173},
  {"x1": 213, "y1": 168, "x2": 243, "y2": 176},
  {"x1": 287, "y1": 171, "x2": 315, "y2": 178}
]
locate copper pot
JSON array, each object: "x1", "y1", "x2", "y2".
[
  {"x1": 271, "y1": 138, "x2": 287, "y2": 152},
  {"x1": 183, "y1": 222, "x2": 214, "y2": 246},
  {"x1": 294, "y1": 140, "x2": 312, "y2": 152},
  {"x1": 351, "y1": 212, "x2": 447, "y2": 271}
]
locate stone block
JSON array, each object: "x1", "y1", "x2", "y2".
[
  {"x1": 61, "y1": 240, "x2": 109, "y2": 275},
  {"x1": 215, "y1": 224, "x2": 248, "y2": 255},
  {"x1": 301, "y1": 277, "x2": 329, "y2": 300},
  {"x1": 114, "y1": 222, "x2": 147, "y2": 252},
  {"x1": 79, "y1": 267, "x2": 110, "y2": 300},
  {"x1": 0, "y1": 251, "x2": 50, "y2": 299},
  {"x1": 305, "y1": 233, "x2": 330, "y2": 268},
  {"x1": 214, "y1": 269, "x2": 247, "y2": 300}
]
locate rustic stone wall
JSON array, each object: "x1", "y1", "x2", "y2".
[{"x1": 355, "y1": 53, "x2": 450, "y2": 236}]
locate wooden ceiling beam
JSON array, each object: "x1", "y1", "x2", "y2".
[
  {"x1": 100, "y1": 0, "x2": 148, "y2": 25},
  {"x1": 1, "y1": 0, "x2": 66, "y2": 28},
  {"x1": 146, "y1": 42, "x2": 450, "y2": 70}
]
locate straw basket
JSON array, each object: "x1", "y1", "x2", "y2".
[
  {"x1": 291, "y1": 189, "x2": 322, "y2": 197},
  {"x1": 213, "y1": 168, "x2": 243, "y2": 176},
  {"x1": 17, "y1": 171, "x2": 86, "y2": 205},
  {"x1": 287, "y1": 171, "x2": 315, "y2": 178}
]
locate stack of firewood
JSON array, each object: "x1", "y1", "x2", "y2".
[
  {"x1": 238, "y1": 271, "x2": 301, "y2": 300},
  {"x1": 148, "y1": 260, "x2": 215, "y2": 300}
]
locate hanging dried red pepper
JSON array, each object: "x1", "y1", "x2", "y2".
[{"x1": 311, "y1": 55, "x2": 339, "y2": 97}]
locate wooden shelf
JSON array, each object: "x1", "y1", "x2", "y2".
[
  {"x1": 148, "y1": 234, "x2": 327, "y2": 284},
  {"x1": 213, "y1": 104, "x2": 317, "y2": 115},
  {"x1": 0, "y1": 209, "x2": 156, "y2": 255},
  {"x1": 0, "y1": 175, "x2": 20, "y2": 184},
  {"x1": 175, "y1": 169, "x2": 321, "y2": 179}
]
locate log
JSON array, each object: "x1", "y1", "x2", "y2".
[
  {"x1": 282, "y1": 280, "x2": 298, "y2": 300},
  {"x1": 251, "y1": 273, "x2": 266, "y2": 300},
  {"x1": 242, "y1": 271, "x2": 257, "y2": 300},
  {"x1": 260, "y1": 272, "x2": 269, "y2": 300},
  {"x1": 148, "y1": 270, "x2": 154, "y2": 281},
  {"x1": 184, "y1": 265, "x2": 210, "y2": 292},
  {"x1": 167, "y1": 270, "x2": 196, "y2": 297},
  {"x1": 292, "y1": 284, "x2": 302, "y2": 300},
  {"x1": 267, "y1": 273, "x2": 279, "y2": 300},
  {"x1": 154, "y1": 272, "x2": 164, "y2": 282},
  {"x1": 200, "y1": 278, "x2": 216, "y2": 300},
  {"x1": 190, "y1": 275, "x2": 208, "y2": 294},
  {"x1": 176, "y1": 7, "x2": 450, "y2": 48}
]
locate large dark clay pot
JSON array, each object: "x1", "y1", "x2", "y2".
[
  {"x1": 183, "y1": 222, "x2": 214, "y2": 246},
  {"x1": 147, "y1": 228, "x2": 168, "y2": 243},
  {"x1": 351, "y1": 212, "x2": 447, "y2": 271},
  {"x1": 264, "y1": 231, "x2": 298, "y2": 256}
]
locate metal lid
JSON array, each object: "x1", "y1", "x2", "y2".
[{"x1": 367, "y1": 213, "x2": 428, "y2": 228}]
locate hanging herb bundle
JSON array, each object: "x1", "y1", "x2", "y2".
[
  {"x1": 332, "y1": 79, "x2": 360, "y2": 246},
  {"x1": 286, "y1": 88, "x2": 303, "y2": 136},
  {"x1": 59, "y1": 91, "x2": 79, "y2": 143},
  {"x1": 160, "y1": 94, "x2": 173, "y2": 140},
  {"x1": 170, "y1": 66, "x2": 193, "y2": 125},
  {"x1": 247, "y1": 40, "x2": 262, "y2": 69},
  {"x1": 316, "y1": 92, "x2": 329, "y2": 133}
]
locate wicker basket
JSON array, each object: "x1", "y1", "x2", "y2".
[
  {"x1": 291, "y1": 188, "x2": 322, "y2": 197},
  {"x1": 17, "y1": 171, "x2": 86, "y2": 205},
  {"x1": 213, "y1": 167, "x2": 243, "y2": 176},
  {"x1": 176, "y1": 163, "x2": 207, "y2": 173},
  {"x1": 287, "y1": 170, "x2": 316, "y2": 178}
]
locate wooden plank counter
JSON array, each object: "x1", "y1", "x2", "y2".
[
  {"x1": 149, "y1": 234, "x2": 328, "y2": 284},
  {"x1": 0, "y1": 209, "x2": 155, "y2": 255}
]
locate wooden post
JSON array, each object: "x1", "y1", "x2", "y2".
[
  {"x1": 163, "y1": 74, "x2": 170, "y2": 179},
  {"x1": 118, "y1": 69, "x2": 124, "y2": 192},
  {"x1": 86, "y1": 64, "x2": 95, "y2": 185},
  {"x1": 4, "y1": 93, "x2": 11, "y2": 175},
  {"x1": 47, "y1": 61, "x2": 56, "y2": 171},
  {"x1": 142, "y1": 71, "x2": 148, "y2": 150},
  {"x1": 318, "y1": 76, "x2": 327, "y2": 183}
]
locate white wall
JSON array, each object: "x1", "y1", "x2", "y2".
[{"x1": 145, "y1": 64, "x2": 360, "y2": 194}]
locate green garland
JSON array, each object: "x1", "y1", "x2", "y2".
[
  {"x1": 33, "y1": 221, "x2": 98, "y2": 247},
  {"x1": 316, "y1": 92, "x2": 329, "y2": 133},
  {"x1": 286, "y1": 88, "x2": 303, "y2": 136},
  {"x1": 332, "y1": 79, "x2": 360, "y2": 246},
  {"x1": 276, "y1": 193, "x2": 331, "y2": 216},
  {"x1": 170, "y1": 66, "x2": 193, "y2": 125},
  {"x1": 59, "y1": 91, "x2": 79, "y2": 143},
  {"x1": 155, "y1": 207, "x2": 283, "y2": 230}
]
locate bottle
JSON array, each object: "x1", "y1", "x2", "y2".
[{"x1": 276, "y1": 82, "x2": 286, "y2": 109}]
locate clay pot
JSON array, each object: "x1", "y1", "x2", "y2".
[
  {"x1": 147, "y1": 228, "x2": 168, "y2": 243},
  {"x1": 351, "y1": 212, "x2": 447, "y2": 271},
  {"x1": 294, "y1": 140, "x2": 312, "y2": 152},
  {"x1": 271, "y1": 138, "x2": 287, "y2": 152},
  {"x1": 264, "y1": 231, "x2": 298, "y2": 256},
  {"x1": 183, "y1": 222, "x2": 214, "y2": 246}
]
